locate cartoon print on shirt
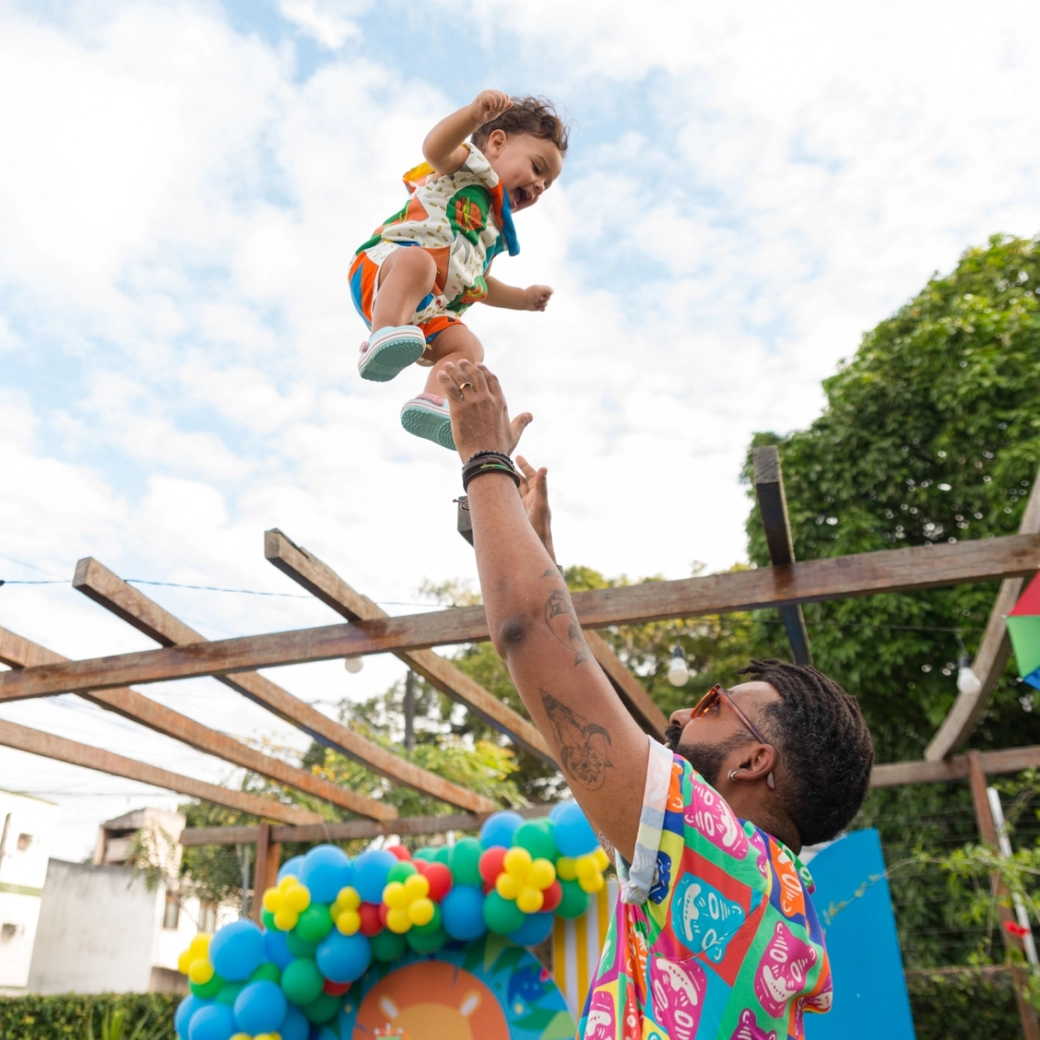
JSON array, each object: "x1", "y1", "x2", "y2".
[
  {"x1": 649, "y1": 957, "x2": 708, "y2": 1040},
  {"x1": 729, "y1": 1007, "x2": 778, "y2": 1040},
  {"x1": 684, "y1": 782, "x2": 749, "y2": 861},
  {"x1": 672, "y1": 874, "x2": 746, "y2": 963},
  {"x1": 649, "y1": 850, "x2": 672, "y2": 904},
  {"x1": 753, "y1": 921, "x2": 819, "y2": 1020},
  {"x1": 585, "y1": 988, "x2": 617, "y2": 1040}
]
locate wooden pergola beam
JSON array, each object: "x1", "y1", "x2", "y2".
[
  {"x1": 264, "y1": 530, "x2": 554, "y2": 763},
  {"x1": 925, "y1": 464, "x2": 1040, "y2": 761},
  {"x1": 0, "y1": 626, "x2": 394, "y2": 820},
  {"x1": 871, "y1": 742, "x2": 1040, "y2": 787},
  {"x1": 582, "y1": 631, "x2": 668, "y2": 738},
  {"x1": 0, "y1": 716, "x2": 321, "y2": 825},
  {"x1": 753, "y1": 446, "x2": 812, "y2": 666},
  {"x1": 70, "y1": 558, "x2": 494, "y2": 814},
  {"x1": 1, "y1": 532, "x2": 1037, "y2": 700}
]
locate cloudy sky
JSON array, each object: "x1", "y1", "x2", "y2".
[{"x1": 2, "y1": 0, "x2": 1039, "y2": 859}]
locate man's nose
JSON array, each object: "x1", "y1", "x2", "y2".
[{"x1": 670, "y1": 708, "x2": 692, "y2": 728}]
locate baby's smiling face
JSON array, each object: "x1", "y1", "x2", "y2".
[{"x1": 481, "y1": 130, "x2": 564, "y2": 213}]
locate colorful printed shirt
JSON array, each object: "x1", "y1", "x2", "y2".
[
  {"x1": 353, "y1": 143, "x2": 519, "y2": 325},
  {"x1": 579, "y1": 737, "x2": 832, "y2": 1040}
]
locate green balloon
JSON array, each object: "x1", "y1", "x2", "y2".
[
  {"x1": 449, "y1": 837, "x2": 483, "y2": 887},
  {"x1": 433, "y1": 846, "x2": 452, "y2": 865},
  {"x1": 556, "y1": 879, "x2": 589, "y2": 920},
  {"x1": 413, "y1": 848, "x2": 437, "y2": 862},
  {"x1": 303, "y1": 991, "x2": 342, "y2": 1024},
  {"x1": 412, "y1": 904, "x2": 442, "y2": 936},
  {"x1": 387, "y1": 861, "x2": 417, "y2": 884},
  {"x1": 514, "y1": 819, "x2": 557, "y2": 861},
  {"x1": 261, "y1": 908, "x2": 276, "y2": 931},
  {"x1": 286, "y1": 930, "x2": 318, "y2": 959},
  {"x1": 370, "y1": 929, "x2": 407, "y2": 962},
  {"x1": 483, "y1": 891, "x2": 525, "y2": 935},
  {"x1": 281, "y1": 957, "x2": 324, "y2": 1006},
  {"x1": 250, "y1": 962, "x2": 282, "y2": 984},
  {"x1": 294, "y1": 904, "x2": 333, "y2": 944},
  {"x1": 215, "y1": 981, "x2": 244, "y2": 1006},
  {"x1": 189, "y1": 972, "x2": 223, "y2": 999},
  {"x1": 406, "y1": 926, "x2": 446, "y2": 954}
]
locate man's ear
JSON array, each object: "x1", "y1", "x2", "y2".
[{"x1": 739, "y1": 743, "x2": 777, "y2": 783}]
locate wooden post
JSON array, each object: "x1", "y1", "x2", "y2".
[
  {"x1": 966, "y1": 750, "x2": 1040, "y2": 1039},
  {"x1": 252, "y1": 824, "x2": 271, "y2": 924}
]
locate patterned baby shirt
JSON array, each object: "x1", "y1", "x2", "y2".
[{"x1": 580, "y1": 737, "x2": 832, "y2": 1039}]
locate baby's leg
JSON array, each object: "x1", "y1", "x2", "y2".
[
  {"x1": 371, "y1": 248, "x2": 437, "y2": 330},
  {"x1": 420, "y1": 324, "x2": 484, "y2": 396}
]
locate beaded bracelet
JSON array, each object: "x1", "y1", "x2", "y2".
[
  {"x1": 462, "y1": 458, "x2": 521, "y2": 492},
  {"x1": 466, "y1": 449, "x2": 514, "y2": 466}
]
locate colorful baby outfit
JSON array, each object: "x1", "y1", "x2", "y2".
[
  {"x1": 579, "y1": 737, "x2": 832, "y2": 1039},
  {"x1": 349, "y1": 143, "x2": 519, "y2": 345}
]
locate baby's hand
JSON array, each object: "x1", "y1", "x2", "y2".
[
  {"x1": 470, "y1": 90, "x2": 512, "y2": 126},
  {"x1": 524, "y1": 285, "x2": 554, "y2": 311}
]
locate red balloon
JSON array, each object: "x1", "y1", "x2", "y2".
[
  {"x1": 424, "y1": 861, "x2": 453, "y2": 902},
  {"x1": 378, "y1": 903, "x2": 389, "y2": 928},
  {"x1": 483, "y1": 881, "x2": 494, "y2": 895},
  {"x1": 479, "y1": 846, "x2": 508, "y2": 886},
  {"x1": 541, "y1": 879, "x2": 563, "y2": 913},
  {"x1": 412, "y1": 859, "x2": 429, "y2": 877},
  {"x1": 359, "y1": 902, "x2": 383, "y2": 937},
  {"x1": 323, "y1": 979, "x2": 351, "y2": 996},
  {"x1": 386, "y1": 845, "x2": 412, "y2": 861}
]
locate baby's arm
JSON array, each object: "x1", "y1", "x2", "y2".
[
  {"x1": 423, "y1": 91, "x2": 512, "y2": 176},
  {"x1": 484, "y1": 277, "x2": 554, "y2": 312}
]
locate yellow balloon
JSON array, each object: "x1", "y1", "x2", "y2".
[
  {"x1": 283, "y1": 884, "x2": 311, "y2": 913},
  {"x1": 404, "y1": 873, "x2": 430, "y2": 900},
  {"x1": 592, "y1": 848, "x2": 610, "y2": 871},
  {"x1": 517, "y1": 887, "x2": 544, "y2": 914},
  {"x1": 191, "y1": 933, "x2": 211, "y2": 954},
  {"x1": 176, "y1": 950, "x2": 193, "y2": 975},
  {"x1": 503, "y1": 846, "x2": 532, "y2": 876},
  {"x1": 273, "y1": 908, "x2": 298, "y2": 932},
  {"x1": 278, "y1": 876, "x2": 295, "y2": 892},
  {"x1": 336, "y1": 886, "x2": 360, "y2": 911},
  {"x1": 575, "y1": 855, "x2": 598, "y2": 879},
  {"x1": 336, "y1": 910, "x2": 361, "y2": 936},
  {"x1": 231, "y1": 1033, "x2": 250, "y2": 1040},
  {"x1": 579, "y1": 872, "x2": 605, "y2": 894},
  {"x1": 409, "y1": 898, "x2": 435, "y2": 927},
  {"x1": 188, "y1": 959, "x2": 214, "y2": 985},
  {"x1": 556, "y1": 856, "x2": 577, "y2": 881},
  {"x1": 386, "y1": 907, "x2": 412, "y2": 934},
  {"x1": 262, "y1": 889, "x2": 282, "y2": 913},
  {"x1": 382, "y1": 881, "x2": 407, "y2": 909},
  {"x1": 530, "y1": 858, "x2": 556, "y2": 890},
  {"x1": 496, "y1": 873, "x2": 521, "y2": 900}
]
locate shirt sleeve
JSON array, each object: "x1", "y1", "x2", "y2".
[{"x1": 618, "y1": 735, "x2": 675, "y2": 904}]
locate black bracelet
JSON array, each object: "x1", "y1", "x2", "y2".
[
  {"x1": 462, "y1": 459, "x2": 521, "y2": 492},
  {"x1": 466, "y1": 449, "x2": 514, "y2": 466}
]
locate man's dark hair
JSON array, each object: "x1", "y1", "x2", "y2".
[
  {"x1": 472, "y1": 96, "x2": 570, "y2": 156},
  {"x1": 738, "y1": 658, "x2": 874, "y2": 847}
]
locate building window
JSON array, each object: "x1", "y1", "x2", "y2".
[
  {"x1": 198, "y1": 902, "x2": 217, "y2": 933},
  {"x1": 162, "y1": 892, "x2": 180, "y2": 930},
  {"x1": 16, "y1": 833, "x2": 32, "y2": 851},
  {"x1": 1, "y1": 923, "x2": 25, "y2": 942}
]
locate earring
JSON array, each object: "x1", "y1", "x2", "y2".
[
  {"x1": 766, "y1": 771, "x2": 776, "y2": 790},
  {"x1": 727, "y1": 769, "x2": 738, "y2": 783}
]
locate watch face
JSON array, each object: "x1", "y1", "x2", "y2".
[{"x1": 333, "y1": 933, "x2": 574, "y2": 1040}]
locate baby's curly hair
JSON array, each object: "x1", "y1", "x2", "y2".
[{"x1": 472, "y1": 96, "x2": 570, "y2": 157}]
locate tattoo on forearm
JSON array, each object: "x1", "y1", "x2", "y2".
[
  {"x1": 540, "y1": 689, "x2": 613, "y2": 790},
  {"x1": 544, "y1": 589, "x2": 590, "y2": 666}
]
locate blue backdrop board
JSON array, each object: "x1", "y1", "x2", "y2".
[{"x1": 804, "y1": 828, "x2": 915, "y2": 1039}]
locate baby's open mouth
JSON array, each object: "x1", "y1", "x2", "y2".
[{"x1": 513, "y1": 186, "x2": 533, "y2": 208}]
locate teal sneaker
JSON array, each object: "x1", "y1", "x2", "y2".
[
  {"x1": 400, "y1": 393, "x2": 456, "y2": 450},
  {"x1": 357, "y1": 326, "x2": 426, "y2": 382}
]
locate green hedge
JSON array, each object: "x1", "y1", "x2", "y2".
[
  {"x1": 0, "y1": 993, "x2": 178, "y2": 1040},
  {"x1": 907, "y1": 968, "x2": 1020, "y2": 1038}
]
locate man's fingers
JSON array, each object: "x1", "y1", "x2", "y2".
[
  {"x1": 479, "y1": 364, "x2": 502, "y2": 397},
  {"x1": 510, "y1": 412, "x2": 533, "y2": 444},
  {"x1": 437, "y1": 369, "x2": 464, "y2": 401},
  {"x1": 459, "y1": 358, "x2": 490, "y2": 395},
  {"x1": 516, "y1": 455, "x2": 536, "y2": 479}
]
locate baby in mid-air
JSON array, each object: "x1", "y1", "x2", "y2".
[{"x1": 350, "y1": 91, "x2": 568, "y2": 449}]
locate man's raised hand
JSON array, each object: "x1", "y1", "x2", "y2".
[{"x1": 437, "y1": 360, "x2": 532, "y2": 461}]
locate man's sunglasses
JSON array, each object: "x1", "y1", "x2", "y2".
[{"x1": 690, "y1": 684, "x2": 771, "y2": 746}]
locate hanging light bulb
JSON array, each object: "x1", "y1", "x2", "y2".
[
  {"x1": 668, "y1": 645, "x2": 689, "y2": 687},
  {"x1": 957, "y1": 652, "x2": 981, "y2": 697},
  {"x1": 344, "y1": 655, "x2": 364, "y2": 674}
]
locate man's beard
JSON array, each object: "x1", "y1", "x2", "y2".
[{"x1": 665, "y1": 724, "x2": 747, "y2": 790}]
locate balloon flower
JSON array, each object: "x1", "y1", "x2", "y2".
[
  {"x1": 558, "y1": 848, "x2": 611, "y2": 894},
  {"x1": 332, "y1": 886, "x2": 362, "y2": 935},
  {"x1": 263, "y1": 876, "x2": 312, "y2": 931},
  {"x1": 383, "y1": 871, "x2": 436, "y2": 933},
  {"x1": 495, "y1": 847, "x2": 557, "y2": 913}
]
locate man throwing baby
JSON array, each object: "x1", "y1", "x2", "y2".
[{"x1": 437, "y1": 359, "x2": 875, "y2": 1040}]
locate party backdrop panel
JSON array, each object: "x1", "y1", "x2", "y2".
[{"x1": 804, "y1": 828, "x2": 915, "y2": 1039}]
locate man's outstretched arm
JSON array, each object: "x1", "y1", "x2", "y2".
[{"x1": 438, "y1": 360, "x2": 649, "y2": 861}]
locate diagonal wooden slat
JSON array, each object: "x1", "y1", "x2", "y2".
[
  {"x1": 582, "y1": 630, "x2": 668, "y2": 739},
  {"x1": 263, "y1": 529, "x2": 554, "y2": 763},
  {"x1": 925, "y1": 463, "x2": 1040, "y2": 760},
  {"x1": 0, "y1": 533, "x2": 1037, "y2": 700},
  {"x1": 0, "y1": 625, "x2": 392, "y2": 820},
  {"x1": 0, "y1": 716, "x2": 320, "y2": 825},
  {"x1": 70, "y1": 558, "x2": 494, "y2": 813}
]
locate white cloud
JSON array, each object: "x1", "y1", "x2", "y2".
[{"x1": 277, "y1": 0, "x2": 365, "y2": 50}]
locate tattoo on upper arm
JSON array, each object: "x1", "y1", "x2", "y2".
[
  {"x1": 544, "y1": 589, "x2": 591, "y2": 666},
  {"x1": 540, "y1": 689, "x2": 613, "y2": 790}
]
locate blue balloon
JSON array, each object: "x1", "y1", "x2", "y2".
[
  {"x1": 352, "y1": 849, "x2": 397, "y2": 904},
  {"x1": 508, "y1": 911, "x2": 555, "y2": 947},
  {"x1": 316, "y1": 930, "x2": 372, "y2": 983},
  {"x1": 209, "y1": 918, "x2": 265, "y2": 981},
  {"x1": 188, "y1": 1003, "x2": 236, "y2": 1040},
  {"x1": 554, "y1": 801, "x2": 599, "y2": 857},
  {"x1": 441, "y1": 884, "x2": 487, "y2": 942},
  {"x1": 233, "y1": 979, "x2": 287, "y2": 1034},
  {"x1": 278, "y1": 855, "x2": 306, "y2": 882},
  {"x1": 300, "y1": 844, "x2": 352, "y2": 904},
  {"x1": 264, "y1": 927, "x2": 294, "y2": 970},
  {"x1": 279, "y1": 1004, "x2": 310, "y2": 1040},
  {"x1": 549, "y1": 802, "x2": 569, "y2": 823},
  {"x1": 479, "y1": 810, "x2": 525, "y2": 850},
  {"x1": 175, "y1": 995, "x2": 207, "y2": 1038}
]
